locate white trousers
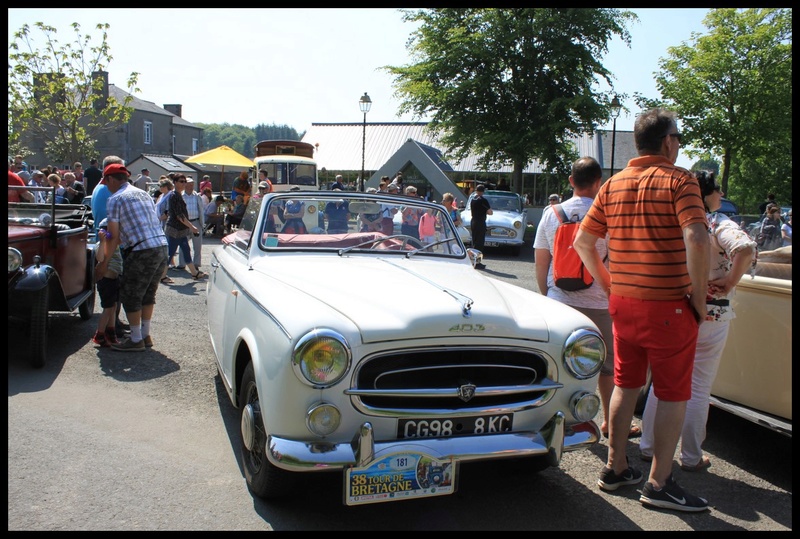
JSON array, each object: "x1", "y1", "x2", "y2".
[{"x1": 639, "y1": 319, "x2": 730, "y2": 467}]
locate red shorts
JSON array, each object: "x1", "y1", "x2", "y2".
[{"x1": 609, "y1": 294, "x2": 698, "y2": 402}]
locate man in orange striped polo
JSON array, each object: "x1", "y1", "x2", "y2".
[{"x1": 574, "y1": 108, "x2": 710, "y2": 513}]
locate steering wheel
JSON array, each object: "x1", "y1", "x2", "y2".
[{"x1": 397, "y1": 235, "x2": 424, "y2": 250}]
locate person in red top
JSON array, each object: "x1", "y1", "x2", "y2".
[
  {"x1": 257, "y1": 169, "x2": 273, "y2": 194},
  {"x1": 8, "y1": 168, "x2": 34, "y2": 202},
  {"x1": 199, "y1": 175, "x2": 212, "y2": 194},
  {"x1": 574, "y1": 108, "x2": 710, "y2": 513}
]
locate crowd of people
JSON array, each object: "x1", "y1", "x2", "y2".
[{"x1": 8, "y1": 111, "x2": 789, "y2": 514}]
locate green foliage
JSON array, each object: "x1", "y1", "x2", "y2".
[
  {"x1": 649, "y1": 8, "x2": 792, "y2": 212},
  {"x1": 196, "y1": 122, "x2": 302, "y2": 157},
  {"x1": 8, "y1": 22, "x2": 139, "y2": 165},
  {"x1": 384, "y1": 8, "x2": 637, "y2": 193}
]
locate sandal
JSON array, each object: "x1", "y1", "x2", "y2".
[
  {"x1": 193, "y1": 271, "x2": 207, "y2": 280},
  {"x1": 160, "y1": 276, "x2": 174, "y2": 284},
  {"x1": 680, "y1": 455, "x2": 711, "y2": 472}
]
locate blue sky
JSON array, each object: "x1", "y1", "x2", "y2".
[{"x1": 9, "y1": 8, "x2": 710, "y2": 167}]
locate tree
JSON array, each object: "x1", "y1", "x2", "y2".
[
  {"x1": 8, "y1": 22, "x2": 139, "y2": 166},
  {"x1": 641, "y1": 8, "x2": 792, "y2": 213},
  {"x1": 197, "y1": 123, "x2": 301, "y2": 157},
  {"x1": 384, "y1": 8, "x2": 637, "y2": 193}
]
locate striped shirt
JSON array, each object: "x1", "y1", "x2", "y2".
[
  {"x1": 580, "y1": 155, "x2": 706, "y2": 301},
  {"x1": 106, "y1": 183, "x2": 168, "y2": 252}
]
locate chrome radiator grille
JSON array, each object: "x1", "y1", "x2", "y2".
[{"x1": 349, "y1": 347, "x2": 558, "y2": 414}]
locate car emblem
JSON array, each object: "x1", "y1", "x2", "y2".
[{"x1": 457, "y1": 383, "x2": 477, "y2": 402}]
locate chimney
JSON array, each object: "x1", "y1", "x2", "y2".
[
  {"x1": 92, "y1": 70, "x2": 109, "y2": 109},
  {"x1": 164, "y1": 104, "x2": 182, "y2": 118}
]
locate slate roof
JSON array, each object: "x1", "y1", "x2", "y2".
[{"x1": 108, "y1": 85, "x2": 198, "y2": 128}]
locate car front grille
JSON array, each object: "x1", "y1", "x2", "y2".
[{"x1": 348, "y1": 347, "x2": 559, "y2": 416}]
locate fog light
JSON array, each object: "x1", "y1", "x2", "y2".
[
  {"x1": 570, "y1": 391, "x2": 600, "y2": 422},
  {"x1": 307, "y1": 403, "x2": 341, "y2": 437}
]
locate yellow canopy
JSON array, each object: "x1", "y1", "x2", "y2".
[{"x1": 184, "y1": 145, "x2": 254, "y2": 193}]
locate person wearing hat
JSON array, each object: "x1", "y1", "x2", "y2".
[
  {"x1": 98, "y1": 162, "x2": 169, "y2": 352},
  {"x1": 179, "y1": 176, "x2": 204, "y2": 270},
  {"x1": 257, "y1": 169, "x2": 273, "y2": 194},
  {"x1": 27, "y1": 169, "x2": 48, "y2": 203},
  {"x1": 469, "y1": 184, "x2": 493, "y2": 269},
  {"x1": 134, "y1": 167, "x2": 151, "y2": 191},
  {"x1": 90, "y1": 155, "x2": 124, "y2": 234}
]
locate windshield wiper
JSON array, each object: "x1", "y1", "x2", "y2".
[{"x1": 406, "y1": 237, "x2": 458, "y2": 258}]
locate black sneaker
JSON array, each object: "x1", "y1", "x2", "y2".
[
  {"x1": 640, "y1": 474, "x2": 709, "y2": 512},
  {"x1": 597, "y1": 462, "x2": 643, "y2": 492}
]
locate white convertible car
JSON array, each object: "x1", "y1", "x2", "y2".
[{"x1": 207, "y1": 191, "x2": 605, "y2": 506}]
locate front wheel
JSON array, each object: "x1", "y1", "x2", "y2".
[{"x1": 238, "y1": 362, "x2": 297, "y2": 499}]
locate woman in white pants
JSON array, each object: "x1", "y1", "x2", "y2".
[{"x1": 639, "y1": 171, "x2": 756, "y2": 471}]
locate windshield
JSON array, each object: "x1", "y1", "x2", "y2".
[
  {"x1": 484, "y1": 194, "x2": 522, "y2": 212},
  {"x1": 255, "y1": 192, "x2": 466, "y2": 258}
]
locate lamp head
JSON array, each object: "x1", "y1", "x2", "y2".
[
  {"x1": 610, "y1": 95, "x2": 622, "y2": 119},
  {"x1": 359, "y1": 92, "x2": 372, "y2": 114}
]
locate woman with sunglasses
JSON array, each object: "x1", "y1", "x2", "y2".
[{"x1": 164, "y1": 175, "x2": 207, "y2": 280}]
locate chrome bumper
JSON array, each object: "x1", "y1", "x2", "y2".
[{"x1": 266, "y1": 412, "x2": 600, "y2": 472}]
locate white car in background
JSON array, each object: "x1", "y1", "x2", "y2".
[{"x1": 460, "y1": 189, "x2": 528, "y2": 256}]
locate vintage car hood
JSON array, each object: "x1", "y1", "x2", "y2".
[
  {"x1": 462, "y1": 209, "x2": 524, "y2": 226},
  {"x1": 252, "y1": 256, "x2": 552, "y2": 343}
]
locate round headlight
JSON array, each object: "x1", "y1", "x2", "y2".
[
  {"x1": 292, "y1": 329, "x2": 351, "y2": 388},
  {"x1": 306, "y1": 402, "x2": 341, "y2": 437},
  {"x1": 9, "y1": 248, "x2": 23, "y2": 273},
  {"x1": 563, "y1": 328, "x2": 606, "y2": 379},
  {"x1": 570, "y1": 391, "x2": 601, "y2": 422},
  {"x1": 513, "y1": 221, "x2": 522, "y2": 229}
]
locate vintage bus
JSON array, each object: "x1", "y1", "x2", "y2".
[{"x1": 253, "y1": 140, "x2": 319, "y2": 191}]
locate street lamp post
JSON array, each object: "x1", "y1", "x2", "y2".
[
  {"x1": 359, "y1": 92, "x2": 372, "y2": 192},
  {"x1": 609, "y1": 95, "x2": 622, "y2": 178}
]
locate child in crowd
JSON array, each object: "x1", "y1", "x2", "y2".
[
  {"x1": 92, "y1": 219, "x2": 124, "y2": 347},
  {"x1": 418, "y1": 206, "x2": 439, "y2": 250}
]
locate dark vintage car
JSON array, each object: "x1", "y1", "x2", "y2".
[{"x1": 8, "y1": 186, "x2": 96, "y2": 368}]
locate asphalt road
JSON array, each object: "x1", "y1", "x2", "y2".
[{"x1": 7, "y1": 237, "x2": 792, "y2": 531}]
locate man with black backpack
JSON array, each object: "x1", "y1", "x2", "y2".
[{"x1": 533, "y1": 156, "x2": 640, "y2": 443}]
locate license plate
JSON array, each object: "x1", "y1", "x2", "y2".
[
  {"x1": 484, "y1": 241, "x2": 500, "y2": 247},
  {"x1": 344, "y1": 451, "x2": 456, "y2": 506},
  {"x1": 398, "y1": 414, "x2": 513, "y2": 439}
]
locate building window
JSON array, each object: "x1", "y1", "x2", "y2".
[
  {"x1": 192, "y1": 138, "x2": 199, "y2": 154},
  {"x1": 144, "y1": 121, "x2": 152, "y2": 145}
]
